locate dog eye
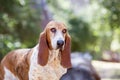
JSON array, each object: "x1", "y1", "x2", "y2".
[
  {"x1": 62, "y1": 29, "x2": 67, "y2": 33},
  {"x1": 51, "y1": 28, "x2": 56, "y2": 33}
]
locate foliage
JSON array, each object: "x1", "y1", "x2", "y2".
[
  {"x1": 47, "y1": 0, "x2": 120, "y2": 59},
  {"x1": 47, "y1": 0, "x2": 97, "y2": 52},
  {"x1": 91, "y1": 0, "x2": 120, "y2": 52},
  {"x1": 0, "y1": 0, "x2": 120, "y2": 60},
  {"x1": 99, "y1": 0, "x2": 120, "y2": 29},
  {"x1": 68, "y1": 16, "x2": 97, "y2": 52},
  {"x1": 0, "y1": 0, "x2": 40, "y2": 59}
]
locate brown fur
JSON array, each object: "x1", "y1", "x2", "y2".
[
  {"x1": 61, "y1": 33, "x2": 71, "y2": 68},
  {"x1": 0, "y1": 21, "x2": 71, "y2": 80},
  {"x1": 0, "y1": 49, "x2": 33, "y2": 80},
  {"x1": 38, "y1": 31, "x2": 49, "y2": 66},
  {"x1": 38, "y1": 21, "x2": 71, "y2": 68}
]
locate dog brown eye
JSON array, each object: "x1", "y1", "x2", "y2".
[
  {"x1": 51, "y1": 28, "x2": 56, "y2": 33},
  {"x1": 62, "y1": 29, "x2": 67, "y2": 33}
]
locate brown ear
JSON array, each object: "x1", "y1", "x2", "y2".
[
  {"x1": 38, "y1": 31, "x2": 49, "y2": 66},
  {"x1": 61, "y1": 33, "x2": 72, "y2": 68}
]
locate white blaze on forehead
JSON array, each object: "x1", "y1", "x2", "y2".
[{"x1": 51, "y1": 30, "x2": 65, "y2": 49}]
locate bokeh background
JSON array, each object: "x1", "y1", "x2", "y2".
[{"x1": 0, "y1": 0, "x2": 120, "y2": 80}]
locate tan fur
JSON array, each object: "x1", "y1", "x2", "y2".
[
  {"x1": 0, "y1": 49, "x2": 33, "y2": 80},
  {"x1": 38, "y1": 21, "x2": 71, "y2": 68},
  {"x1": 0, "y1": 21, "x2": 71, "y2": 80}
]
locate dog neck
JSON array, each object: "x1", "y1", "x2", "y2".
[{"x1": 48, "y1": 49, "x2": 61, "y2": 63}]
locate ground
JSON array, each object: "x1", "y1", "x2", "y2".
[{"x1": 92, "y1": 61, "x2": 120, "y2": 80}]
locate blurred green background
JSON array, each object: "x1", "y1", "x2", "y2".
[{"x1": 0, "y1": 0, "x2": 120, "y2": 60}]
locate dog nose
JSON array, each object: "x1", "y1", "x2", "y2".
[{"x1": 57, "y1": 40, "x2": 64, "y2": 47}]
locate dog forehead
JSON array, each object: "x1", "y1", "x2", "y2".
[{"x1": 47, "y1": 21, "x2": 66, "y2": 30}]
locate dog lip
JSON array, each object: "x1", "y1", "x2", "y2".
[
  {"x1": 57, "y1": 46, "x2": 63, "y2": 51},
  {"x1": 57, "y1": 46, "x2": 63, "y2": 49}
]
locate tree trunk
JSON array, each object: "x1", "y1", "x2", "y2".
[{"x1": 40, "y1": 0, "x2": 53, "y2": 30}]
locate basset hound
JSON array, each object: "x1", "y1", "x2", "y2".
[{"x1": 0, "y1": 21, "x2": 71, "y2": 80}]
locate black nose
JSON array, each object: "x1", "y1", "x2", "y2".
[{"x1": 57, "y1": 40, "x2": 64, "y2": 47}]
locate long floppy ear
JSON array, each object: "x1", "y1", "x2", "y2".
[
  {"x1": 38, "y1": 31, "x2": 49, "y2": 66},
  {"x1": 61, "y1": 33, "x2": 72, "y2": 68}
]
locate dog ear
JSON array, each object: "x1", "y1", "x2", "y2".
[
  {"x1": 61, "y1": 33, "x2": 72, "y2": 68},
  {"x1": 38, "y1": 31, "x2": 49, "y2": 66}
]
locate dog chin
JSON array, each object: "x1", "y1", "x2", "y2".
[{"x1": 57, "y1": 46, "x2": 64, "y2": 51}]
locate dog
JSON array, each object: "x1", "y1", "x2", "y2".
[{"x1": 0, "y1": 21, "x2": 71, "y2": 80}]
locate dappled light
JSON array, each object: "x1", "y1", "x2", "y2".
[{"x1": 0, "y1": 0, "x2": 120, "y2": 80}]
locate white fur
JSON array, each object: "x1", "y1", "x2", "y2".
[
  {"x1": 51, "y1": 30, "x2": 65, "y2": 49},
  {"x1": 28, "y1": 45, "x2": 66, "y2": 80},
  {"x1": 4, "y1": 67, "x2": 19, "y2": 80}
]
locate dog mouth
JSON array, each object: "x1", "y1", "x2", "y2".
[
  {"x1": 57, "y1": 46, "x2": 62, "y2": 49},
  {"x1": 57, "y1": 45, "x2": 64, "y2": 51}
]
